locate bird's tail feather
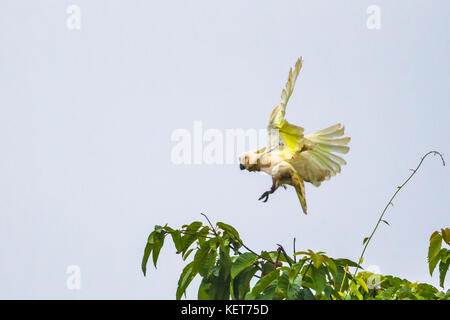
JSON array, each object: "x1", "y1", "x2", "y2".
[{"x1": 291, "y1": 171, "x2": 307, "y2": 215}]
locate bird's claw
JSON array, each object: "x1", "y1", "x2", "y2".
[{"x1": 258, "y1": 191, "x2": 270, "y2": 202}]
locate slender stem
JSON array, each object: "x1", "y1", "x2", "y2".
[
  {"x1": 339, "y1": 268, "x2": 348, "y2": 293},
  {"x1": 228, "y1": 243, "x2": 242, "y2": 255},
  {"x1": 277, "y1": 244, "x2": 293, "y2": 267},
  {"x1": 274, "y1": 247, "x2": 282, "y2": 270},
  {"x1": 351, "y1": 151, "x2": 445, "y2": 279},
  {"x1": 253, "y1": 263, "x2": 264, "y2": 273},
  {"x1": 234, "y1": 237, "x2": 275, "y2": 265},
  {"x1": 293, "y1": 238, "x2": 297, "y2": 263},
  {"x1": 200, "y1": 213, "x2": 218, "y2": 237}
]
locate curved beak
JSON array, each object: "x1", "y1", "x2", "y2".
[{"x1": 239, "y1": 164, "x2": 245, "y2": 170}]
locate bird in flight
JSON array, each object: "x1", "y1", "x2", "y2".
[{"x1": 239, "y1": 57, "x2": 350, "y2": 214}]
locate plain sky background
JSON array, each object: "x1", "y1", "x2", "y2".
[{"x1": 0, "y1": 1, "x2": 449, "y2": 299}]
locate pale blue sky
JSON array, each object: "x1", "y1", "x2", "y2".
[{"x1": 0, "y1": 1, "x2": 449, "y2": 299}]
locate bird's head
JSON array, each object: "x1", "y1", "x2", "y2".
[{"x1": 239, "y1": 151, "x2": 261, "y2": 172}]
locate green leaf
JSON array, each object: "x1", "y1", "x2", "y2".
[
  {"x1": 198, "y1": 245, "x2": 232, "y2": 300},
  {"x1": 363, "y1": 237, "x2": 369, "y2": 245},
  {"x1": 216, "y1": 222, "x2": 241, "y2": 242},
  {"x1": 232, "y1": 266, "x2": 258, "y2": 300},
  {"x1": 182, "y1": 248, "x2": 194, "y2": 261},
  {"x1": 182, "y1": 221, "x2": 203, "y2": 230},
  {"x1": 355, "y1": 277, "x2": 369, "y2": 293},
  {"x1": 323, "y1": 285, "x2": 335, "y2": 298},
  {"x1": 208, "y1": 237, "x2": 219, "y2": 250},
  {"x1": 218, "y1": 244, "x2": 232, "y2": 279},
  {"x1": 231, "y1": 253, "x2": 258, "y2": 278},
  {"x1": 261, "y1": 251, "x2": 277, "y2": 262},
  {"x1": 198, "y1": 250, "x2": 217, "y2": 278},
  {"x1": 428, "y1": 233, "x2": 443, "y2": 276},
  {"x1": 152, "y1": 230, "x2": 166, "y2": 268},
  {"x1": 181, "y1": 221, "x2": 203, "y2": 254},
  {"x1": 278, "y1": 262, "x2": 304, "y2": 299},
  {"x1": 253, "y1": 283, "x2": 277, "y2": 300},
  {"x1": 147, "y1": 231, "x2": 156, "y2": 245},
  {"x1": 334, "y1": 258, "x2": 362, "y2": 269},
  {"x1": 293, "y1": 251, "x2": 310, "y2": 256},
  {"x1": 326, "y1": 258, "x2": 337, "y2": 277},
  {"x1": 310, "y1": 252, "x2": 326, "y2": 268},
  {"x1": 197, "y1": 276, "x2": 212, "y2": 300},
  {"x1": 260, "y1": 261, "x2": 274, "y2": 277},
  {"x1": 289, "y1": 261, "x2": 305, "y2": 281},
  {"x1": 198, "y1": 266, "x2": 231, "y2": 300},
  {"x1": 380, "y1": 286, "x2": 396, "y2": 300},
  {"x1": 176, "y1": 261, "x2": 198, "y2": 300},
  {"x1": 141, "y1": 242, "x2": 153, "y2": 276},
  {"x1": 416, "y1": 283, "x2": 439, "y2": 299},
  {"x1": 197, "y1": 226, "x2": 211, "y2": 246},
  {"x1": 350, "y1": 280, "x2": 363, "y2": 300},
  {"x1": 310, "y1": 265, "x2": 327, "y2": 294},
  {"x1": 193, "y1": 245, "x2": 211, "y2": 277},
  {"x1": 439, "y1": 259, "x2": 449, "y2": 289},
  {"x1": 154, "y1": 224, "x2": 163, "y2": 232},
  {"x1": 287, "y1": 277, "x2": 303, "y2": 300},
  {"x1": 296, "y1": 287, "x2": 315, "y2": 300},
  {"x1": 276, "y1": 271, "x2": 290, "y2": 298},
  {"x1": 169, "y1": 230, "x2": 183, "y2": 253},
  {"x1": 442, "y1": 228, "x2": 450, "y2": 245},
  {"x1": 250, "y1": 269, "x2": 279, "y2": 297},
  {"x1": 381, "y1": 220, "x2": 390, "y2": 226},
  {"x1": 441, "y1": 249, "x2": 450, "y2": 263}
]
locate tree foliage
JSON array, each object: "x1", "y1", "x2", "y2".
[
  {"x1": 142, "y1": 151, "x2": 448, "y2": 300},
  {"x1": 142, "y1": 219, "x2": 449, "y2": 300}
]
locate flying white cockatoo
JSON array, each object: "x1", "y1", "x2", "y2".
[{"x1": 239, "y1": 57, "x2": 350, "y2": 214}]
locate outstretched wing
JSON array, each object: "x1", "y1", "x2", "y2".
[
  {"x1": 267, "y1": 57, "x2": 304, "y2": 158},
  {"x1": 290, "y1": 124, "x2": 350, "y2": 187}
]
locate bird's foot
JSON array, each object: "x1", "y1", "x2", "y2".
[
  {"x1": 258, "y1": 191, "x2": 270, "y2": 202},
  {"x1": 258, "y1": 182, "x2": 277, "y2": 203},
  {"x1": 259, "y1": 188, "x2": 275, "y2": 202}
]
